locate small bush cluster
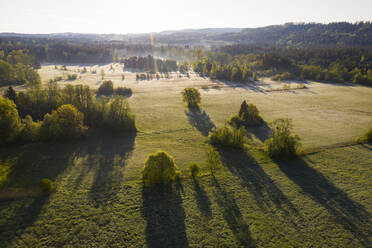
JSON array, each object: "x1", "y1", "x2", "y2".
[
  {"x1": 229, "y1": 100, "x2": 263, "y2": 128},
  {"x1": 264, "y1": 118, "x2": 301, "y2": 159},
  {"x1": 67, "y1": 74, "x2": 78, "y2": 81},
  {"x1": 115, "y1": 87, "x2": 132, "y2": 97},
  {"x1": 209, "y1": 125, "x2": 246, "y2": 149},
  {"x1": 181, "y1": 88, "x2": 201, "y2": 107},
  {"x1": 142, "y1": 151, "x2": 179, "y2": 185}
]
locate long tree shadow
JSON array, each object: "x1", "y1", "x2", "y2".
[
  {"x1": 0, "y1": 195, "x2": 48, "y2": 247},
  {"x1": 86, "y1": 131, "x2": 136, "y2": 208},
  {"x1": 246, "y1": 121, "x2": 271, "y2": 143},
  {"x1": 0, "y1": 140, "x2": 81, "y2": 247},
  {"x1": 212, "y1": 176, "x2": 255, "y2": 247},
  {"x1": 216, "y1": 148, "x2": 300, "y2": 221},
  {"x1": 141, "y1": 184, "x2": 188, "y2": 248},
  {"x1": 193, "y1": 178, "x2": 212, "y2": 218},
  {"x1": 277, "y1": 158, "x2": 372, "y2": 246},
  {"x1": 185, "y1": 106, "x2": 215, "y2": 136}
]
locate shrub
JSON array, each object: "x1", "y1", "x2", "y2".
[
  {"x1": 357, "y1": 127, "x2": 372, "y2": 143},
  {"x1": 40, "y1": 178, "x2": 54, "y2": 193},
  {"x1": 142, "y1": 151, "x2": 179, "y2": 185},
  {"x1": 205, "y1": 148, "x2": 222, "y2": 173},
  {"x1": 209, "y1": 125, "x2": 246, "y2": 148},
  {"x1": 115, "y1": 87, "x2": 132, "y2": 97},
  {"x1": 229, "y1": 101, "x2": 263, "y2": 127},
  {"x1": 67, "y1": 74, "x2": 78, "y2": 81},
  {"x1": 189, "y1": 163, "x2": 201, "y2": 178},
  {"x1": 97, "y1": 80, "x2": 114, "y2": 96},
  {"x1": 0, "y1": 97, "x2": 22, "y2": 144},
  {"x1": 264, "y1": 118, "x2": 301, "y2": 160},
  {"x1": 181, "y1": 88, "x2": 201, "y2": 107}
]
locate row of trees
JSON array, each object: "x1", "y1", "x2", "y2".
[
  {"x1": 121, "y1": 55, "x2": 178, "y2": 72},
  {"x1": 97, "y1": 80, "x2": 132, "y2": 97},
  {"x1": 192, "y1": 59, "x2": 256, "y2": 83}
]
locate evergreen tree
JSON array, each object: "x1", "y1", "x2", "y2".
[{"x1": 4, "y1": 86, "x2": 16, "y2": 102}]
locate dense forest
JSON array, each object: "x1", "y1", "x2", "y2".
[{"x1": 192, "y1": 45, "x2": 372, "y2": 85}]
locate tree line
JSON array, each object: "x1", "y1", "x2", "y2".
[
  {"x1": 120, "y1": 55, "x2": 178, "y2": 72},
  {"x1": 193, "y1": 45, "x2": 372, "y2": 85}
]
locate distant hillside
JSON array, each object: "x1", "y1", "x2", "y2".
[
  {"x1": 1, "y1": 22, "x2": 372, "y2": 47},
  {"x1": 217, "y1": 22, "x2": 372, "y2": 46}
]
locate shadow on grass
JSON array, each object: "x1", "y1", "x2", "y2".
[
  {"x1": 277, "y1": 158, "x2": 372, "y2": 246},
  {"x1": 0, "y1": 140, "x2": 81, "y2": 247},
  {"x1": 185, "y1": 106, "x2": 215, "y2": 136},
  {"x1": 217, "y1": 148, "x2": 300, "y2": 220},
  {"x1": 246, "y1": 121, "x2": 271, "y2": 143},
  {"x1": 86, "y1": 131, "x2": 136, "y2": 207},
  {"x1": 0, "y1": 130, "x2": 136, "y2": 246},
  {"x1": 0, "y1": 195, "x2": 48, "y2": 247},
  {"x1": 193, "y1": 178, "x2": 212, "y2": 218},
  {"x1": 221, "y1": 80, "x2": 267, "y2": 93},
  {"x1": 141, "y1": 184, "x2": 188, "y2": 248},
  {"x1": 212, "y1": 176, "x2": 255, "y2": 247}
]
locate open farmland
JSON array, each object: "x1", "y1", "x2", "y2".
[{"x1": 0, "y1": 64, "x2": 371, "y2": 247}]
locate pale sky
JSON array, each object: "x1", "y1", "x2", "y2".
[{"x1": 1, "y1": 0, "x2": 372, "y2": 34}]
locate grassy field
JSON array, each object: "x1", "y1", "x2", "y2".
[{"x1": 0, "y1": 64, "x2": 371, "y2": 247}]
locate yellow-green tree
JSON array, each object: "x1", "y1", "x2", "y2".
[
  {"x1": 142, "y1": 151, "x2": 179, "y2": 185},
  {"x1": 0, "y1": 97, "x2": 22, "y2": 144},
  {"x1": 181, "y1": 88, "x2": 201, "y2": 108}
]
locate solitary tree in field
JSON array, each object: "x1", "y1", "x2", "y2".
[
  {"x1": 181, "y1": 88, "x2": 201, "y2": 108},
  {"x1": 142, "y1": 151, "x2": 179, "y2": 185}
]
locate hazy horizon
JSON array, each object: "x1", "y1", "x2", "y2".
[{"x1": 1, "y1": 0, "x2": 372, "y2": 34}]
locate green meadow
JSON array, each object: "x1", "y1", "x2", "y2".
[{"x1": 0, "y1": 65, "x2": 371, "y2": 247}]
